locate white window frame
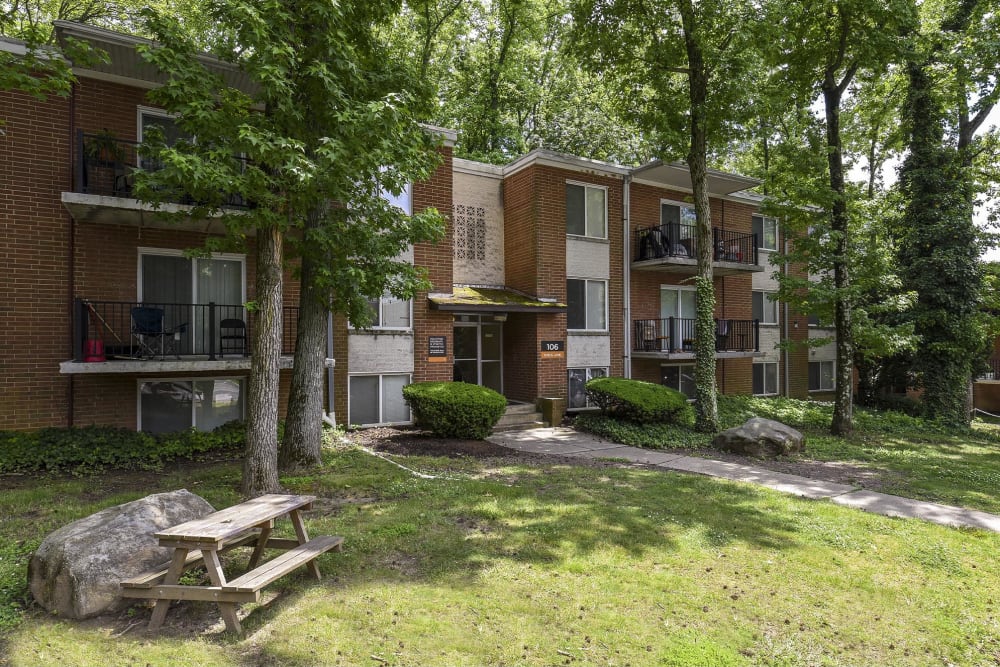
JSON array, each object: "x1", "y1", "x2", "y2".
[
  {"x1": 352, "y1": 295, "x2": 413, "y2": 332},
  {"x1": 565, "y1": 180, "x2": 608, "y2": 240},
  {"x1": 567, "y1": 278, "x2": 609, "y2": 332},
  {"x1": 567, "y1": 367, "x2": 609, "y2": 410},
  {"x1": 753, "y1": 290, "x2": 779, "y2": 325},
  {"x1": 753, "y1": 214, "x2": 779, "y2": 251},
  {"x1": 348, "y1": 373, "x2": 413, "y2": 426},
  {"x1": 753, "y1": 362, "x2": 779, "y2": 396},
  {"x1": 809, "y1": 361, "x2": 836, "y2": 392},
  {"x1": 137, "y1": 247, "x2": 247, "y2": 304},
  {"x1": 659, "y1": 285, "x2": 698, "y2": 318},
  {"x1": 137, "y1": 105, "x2": 180, "y2": 143},
  {"x1": 661, "y1": 363, "x2": 696, "y2": 399},
  {"x1": 136, "y1": 376, "x2": 245, "y2": 432}
]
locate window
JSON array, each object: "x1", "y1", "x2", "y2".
[
  {"x1": 566, "y1": 182, "x2": 607, "y2": 239},
  {"x1": 139, "y1": 378, "x2": 244, "y2": 433},
  {"x1": 380, "y1": 180, "x2": 412, "y2": 214},
  {"x1": 139, "y1": 108, "x2": 191, "y2": 147},
  {"x1": 567, "y1": 279, "x2": 607, "y2": 331},
  {"x1": 752, "y1": 215, "x2": 778, "y2": 251},
  {"x1": 662, "y1": 364, "x2": 696, "y2": 399},
  {"x1": 753, "y1": 362, "x2": 779, "y2": 395},
  {"x1": 809, "y1": 361, "x2": 835, "y2": 392},
  {"x1": 349, "y1": 374, "x2": 411, "y2": 426},
  {"x1": 364, "y1": 295, "x2": 411, "y2": 329},
  {"x1": 752, "y1": 290, "x2": 779, "y2": 325},
  {"x1": 568, "y1": 367, "x2": 608, "y2": 409}
]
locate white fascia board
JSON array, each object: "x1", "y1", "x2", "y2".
[
  {"x1": 453, "y1": 157, "x2": 504, "y2": 179},
  {"x1": 503, "y1": 148, "x2": 630, "y2": 179}
]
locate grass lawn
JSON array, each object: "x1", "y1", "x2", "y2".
[
  {"x1": 2, "y1": 441, "x2": 999, "y2": 666},
  {"x1": 577, "y1": 395, "x2": 1000, "y2": 515}
]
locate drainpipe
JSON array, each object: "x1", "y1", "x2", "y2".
[
  {"x1": 783, "y1": 233, "x2": 790, "y2": 396},
  {"x1": 68, "y1": 81, "x2": 77, "y2": 427},
  {"x1": 323, "y1": 310, "x2": 336, "y2": 426},
  {"x1": 623, "y1": 174, "x2": 632, "y2": 378}
]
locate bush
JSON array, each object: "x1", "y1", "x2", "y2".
[
  {"x1": 402, "y1": 381, "x2": 506, "y2": 439},
  {"x1": 585, "y1": 377, "x2": 695, "y2": 425},
  {"x1": 574, "y1": 413, "x2": 709, "y2": 449},
  {"x1": 0, "y1": 421, "x2": 244, "y2": 475}
]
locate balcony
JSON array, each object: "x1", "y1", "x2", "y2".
[
  {"x1": 632, "y1": 224, "x2": 763, "y2": 276},
  {"x1": 61, "y1": 130, "x2": 247, "y2": 229},
  {"x1": 60, "y1": 299, "x2": 315, "y2": 374},
  {"x1": 977, "y1": 359, "x2": 1000, "y2": 381},
  {"x1": 632, "y1": 317, "x2": 760, "y2": 359}
]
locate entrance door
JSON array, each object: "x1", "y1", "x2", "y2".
[
  {"x1": 453, "y1": 315, "x2": 503, "y2": 395},
  {"x1": 660, "y1": 286, "x2": 697, "y2": 350}
]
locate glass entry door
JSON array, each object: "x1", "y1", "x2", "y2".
[{"x1": 453, "y1": 315, "x2": 503, "y2": 395}]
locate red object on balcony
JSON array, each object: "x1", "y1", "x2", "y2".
[{"x1": 83, "y1": 339, "x2": 105, "y2": 362}]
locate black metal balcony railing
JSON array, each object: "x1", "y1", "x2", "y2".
[
  {"x1": 72, "y1": 299, "x2": 298, "y2": 362},
  {"x1": 74, "y1": 129, "x2": 248, "y2": 207},
  {"x1": 633, "y1": 224, "x2": 759, "y2": 266},
  {"x1": 977, "y1": 358, "x2": 1000, "y2": 380},
  {"x1": 633, "y1": 317, "x2": 759, "y2": 354}
]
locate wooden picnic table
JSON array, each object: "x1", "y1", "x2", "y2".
[{"x1": 121, "y1": 493, "x2": 343, "y2": 634}]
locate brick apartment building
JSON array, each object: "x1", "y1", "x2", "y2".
[{"x1": 0, "y1": 21, "x2": 836, "y2": 434}]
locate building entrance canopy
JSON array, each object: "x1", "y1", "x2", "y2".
[{"x1": 428, "y1": 286, "x2": 566, "y2": 313}]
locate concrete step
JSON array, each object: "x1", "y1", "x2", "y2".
[
  {"x1": 504, "y1": 402, "x2": 538, "y2": 415},
  {"x1": 493, "y1": 420, "x2": 548, "y2": 433},
  {"x1": 496, "y1": 410, "x2": 545, "y2": 427}
]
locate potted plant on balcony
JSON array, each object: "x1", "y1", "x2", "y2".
[{"x1": 84, "y1": 129, "x2": 126, "y2": 164}]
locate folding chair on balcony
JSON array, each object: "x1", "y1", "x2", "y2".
[
  {"x1": 131, "y1": 306, "x2": 187, "y2": 359},
  {"x1": 219, "y1": 318, "x2": 248, "y2": 358}
]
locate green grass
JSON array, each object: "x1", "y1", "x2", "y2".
[
  {"x1": 577, "y1": 395, "x2": 1000, "y2": 514},
  {"x1": 2, "y1": 443, "x2": 999, "y2": 666}
]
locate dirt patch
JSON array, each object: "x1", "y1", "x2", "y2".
[{"x1": 348, "y1": 427, "x2": 518, "y2": 458}]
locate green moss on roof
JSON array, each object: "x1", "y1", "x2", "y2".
[{"x1": 430, "y1": 286, "x2": 566, "y2": 309}]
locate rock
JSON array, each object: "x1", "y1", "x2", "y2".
[
  {"x1": 28, "y1": 489, "x2": 215, "y2": 619},
  {"x1": 713, "y1": 417, "x2": 805, "y2": 458}
]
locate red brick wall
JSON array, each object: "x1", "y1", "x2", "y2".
[
  {"x1": 0, "y1": 86, "x2": 73, "y2": 430},
  {"x1": 0, "y1": 74, "x2": 309, "y2": 431},
  {"x1": 412, "y1": 147, "x2": 454, "y2": 384}
]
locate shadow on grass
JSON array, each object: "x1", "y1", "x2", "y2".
[{"x1": 1, "y1": 449, "x2": 808, "y2": 657}]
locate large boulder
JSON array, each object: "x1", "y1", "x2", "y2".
[
  {"x1": 28, "y1": 489, "x2": 215, "y2": 619},
  {"x1": 713, "y1": 417, "x2": 805, "y2": 458}
]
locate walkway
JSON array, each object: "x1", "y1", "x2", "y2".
[{"x1": 487, "y1": 427, "x2": 1000, "y2": 534}]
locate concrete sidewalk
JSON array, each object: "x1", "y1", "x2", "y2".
[{"x1": 487, "y1": 427, "x2": 1000, "y2": 534}]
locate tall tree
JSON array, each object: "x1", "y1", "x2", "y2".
[
  {"x1": 897, "y1": 0, "x2": 998, "y2": 425},
  {"x1": 762, "y1": 0, "x2": 915, "y2": 436},
  {"x1": 573, "y1": 0, "x2": 759, "y2": 432},
  {"x1": 136, "y1": 0, "x2": 444, "y2": 494}
]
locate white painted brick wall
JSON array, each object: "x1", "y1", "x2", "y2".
[
  {"x1": 566, "y1": 237, "x2": 610, "y2": 280},
  {"x1": 567, "y1": 334, "x2": 611, "y2": 368},
  {"x1": 452, "y1": 169, "x2": 505, "y2": 285},
  {"x1": 348, "y1": 332, "x2": 415, "y2": 373}
]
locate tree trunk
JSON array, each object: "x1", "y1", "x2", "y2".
[
  {"x1": 679, "y1": 0, "x2": 718, "y2": 433},
  {"x1": 243, "y1": 225, "x2": 283, "y2": 497},
  {"x1": 281, "y1": 227, "x2": 328, "y2": 471},
  {"x1": 823, "y1": 80, "x2": 854, "y2": 437}
]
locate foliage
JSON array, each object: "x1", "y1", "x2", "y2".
[
  {"x1": 401, "y1": 381, "x2": 506, "y2": 439},
  {"x1": 574, "y1": 412, "x2": 709, "y2": 448},
  {"x1": 895, "y1": 0, "x2": 998, "y2": 426},
  {"x1": 136, "y1": 0, "x2": 446, "y2": 492},
  {"x1": 0, "y1": 421, "x2": 243, "y2": 475},
  {"x1": 584, "y1": 377, "x2": 695, "y2": 426}
]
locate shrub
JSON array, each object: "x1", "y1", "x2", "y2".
[
  {"x1": 574, "y1": 413, "x2": 709, "y2": 449},
  {"x1": 402, "y1": 381, "x2": 506, "y2": 439},
  {"x1": 585, "y1": 377, "x2": 695, "y2": 425},
  {"x1": 0, "y1": 421, "x2": 244, "y2": 475}
]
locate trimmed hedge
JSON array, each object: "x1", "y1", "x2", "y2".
[
  {"x1": 585, "y1": 377, "x2": 695, "y2": 425},
  {"x1": 402, "y1": 381, "x2": 506, "y2": 439},
  {"x1": 0, "y1": 421, "x2": 244, "y2": 475}
]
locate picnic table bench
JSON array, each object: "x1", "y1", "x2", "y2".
[{"x1": 121, "y1": 493, "x2": 342, "y2": 634}]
